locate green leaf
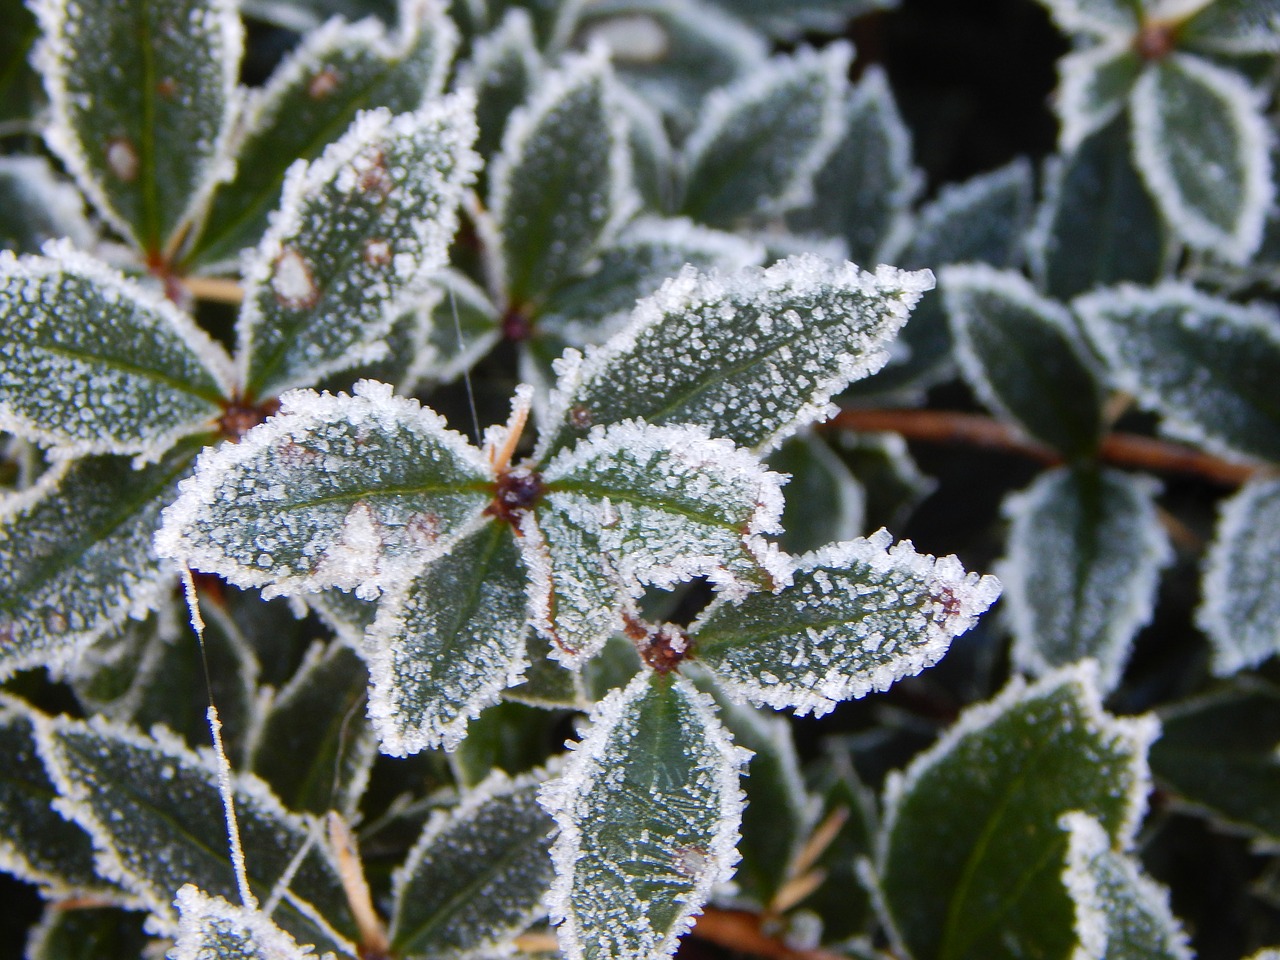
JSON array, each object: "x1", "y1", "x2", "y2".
[
  {"x1": 189, "y1": 5, "x2": 457, "y2": 268},
  {"x1": 37, "y1": 715, "x2": 358, "y2": 953},
  {"x1": 461, "y1": 9, "x2": 542, "y2": 167},
  {"x1": 942, "y1": 264, "x2": 1105, "y2": 459},
  {"x1": 156, "y1": 381, "x2": 492, "y2": 599},
  {"x1": 251, "y1": 641, "x2": 375, "y2": 815},
  {"x1": 1183, "y1": 0, "x2": 1280, "y2": 56},
  {"x1": 1149, "y1": 677, "x2": 1280, "y2": 842},
  {"x1": 490, "y1": 49, "x2": 635, "y2": 304},
  {"x1": 0, "y1": 247, "x2": 233, "y2": 459},
  {"x1": 0, "y1": 156, "x2": 94, "y2": 255},
  {"x1": 172, "y1": 885, "x2": 323, "y2": 960},
  {"x1": 1056, "y1": 41, "x2": 1141, "y2": 152},
  {"x1": 1061, "y1": 812, "x2": 1191, "y2": 960},
  {"x1": 877, "y1": 664, "x2": 1158, "y2": 960},
  {"x1": 390, "y1": 769, "x2": 556, "y2": 959},
  {"x1": 307, "y1": 587, "x2": 378, "y2": 649},
  {"x1": 539, "y1": 255, "x2": 934, "y2": 456},
  {"x1": 450, "y1": 700, "x2": 561, "y2": 788},
  {"x1": 238, "y1": 0, "x2": 397, "y2": 32},
  {"x1": 1030, "y1": 115, "x2": 1166, "y2": 300},
  {"x1": 1034, "y1": 0, "x2": 1138, "y2": 36},
  {"x1": 702, "y1": 0, "x2": 893, "y2": 39},
  {"x1": 24, "y1": 904, "x2": 149, "y2": 960},
  {"x1": 402, "y1": 269, "x2": 502, "y2": 391},
  {"x1": 1074, "y1": 283, "x2": 1280, "y2": 463},
  {"x1": 836, "y1": 430, "x2": 936, "y2": 532},
  {"x1": 0, "y1": 0, "x2": 41, "y2": 126},
  {"x1": 693, "y1": 530, "x2": 1000, "y2": 717},
  {"x1": 1130, "y1": 53, "x2": 1273, "y2": 263},
  {"x1": 1000, "y1": 467, "x2": 1170, "y2": 692},
  {"x1": 533, "y1": 420, "x2": 789, "y2": 665},
  {"x1": 31, "y1": 0, "x2": 241, "y2": 253},
  {"x1": 1198, "y1": 478, "x2": 1280, "y2": 675},
  {"x1": 0, "y1": 443, "x2": 199, "y2": 681},
  {"x1": 766, "y1": 432, "x2": 864, "y2": 556},
  {"x1": 239, "y1": 97, "x2": 480, "y2": 398},
  {"x1": 539, "y1": 672, "x2": 748, "y2": 960},
  {"x1": 366, "y1": 519, "x2": 532, "y2": 755},
  {"x1": 803, "y1": 748, "x2": 876, "y2": 940},
  {"x1": 502, "y1": 629, "x2": 587, "y2": 709},
  {"x1": 486, "y1": 0, "x2": 584, "y2": 49},
  {"x1": 680, "y1": 44, "x2": 850, "y2": 228}
]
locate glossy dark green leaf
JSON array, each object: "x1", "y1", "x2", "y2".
[
  {"x1": 0, "y1": 0, "x2": 41, "y2": 125},
  {"x1": 462, "y1": 9, "x2": 541, "y2": 167},
  {"x1": 450, "y1": 700, "x2": 560, "y2": 789}
]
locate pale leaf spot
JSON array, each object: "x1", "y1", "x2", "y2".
[
  {"x1": 272, "y1": 248, "x2": 319, "y2": 309},
  {"x1": 307, "y1": 68, "x2": 341, "y2": 99},
  {"x1": 105, "y1": 138, "x2": 139, "y2": 182}
]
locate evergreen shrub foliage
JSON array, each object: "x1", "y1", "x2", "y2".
[{"x1": 0, "y1": 1, "x2": 1279, "y2": 959}]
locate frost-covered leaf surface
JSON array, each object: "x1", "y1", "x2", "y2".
[
  {"x1": 693, "y1": 530, "x2": 1000, "y2": 717},
  {"x1": 463, "y1": 8, "x2": 541, "y2": 164},
  {"x1": 766, "y1": 433, "x2": 863, "y2": 556},
  {"x1": 540, "y1": 256, "x2": 933, "y2": 456},
  {"x1": 0, "y1": 155, "x2": 94, "y2": 255},
  {"x1": 490, "y1": 50, "x2": 633, "y2": 304},
  {"x1": 878, "y1": 665, "x2": 1158, "y2": 960},
  {"x1": 190, "y1": 7, "x2": 455, "y2": 267},
  {"x1": 24, "y1": 904, "x2": 150, "y2": 960},
  {"x1": 1000, "y1": 467, "x2": 1170, "y2": 693},
  {"x1": 1130, "y1": 53, "x2": 1272, "y2": 263},
  {"x1": 390, "y1": 770, "x2": 556, "y2": 959},
  {"x1": 0, "y1": 248, "x2": 232, "y2": 459},
  {"x1": 239, "y1": 98, "x2": 479, "y2": 397},
  {"x1": 156, "y1": 382, "x2": 492, "y2": 599},
  {"x1": 37, "y1": 715, "x2": 356, "y2": 952},
  {"x1": 0, "y1": 443, "x2": 198, "y2": 680},
  {"x1": 1197, "y1": 478, "x2": 1280, "y2": 675},
  {"x1": 943, "y1": 264, "x2": 1104, "y2": 458},
  {"x1": 32, "y1": 0, "x2": 241, "y2": 251},
  {"x1": 680, "y1": 44, "x2": 849, "y2": 228},
  {"x1": 1183, "y1": 0, "x2": 1280, "y2": 54},
  {"x1": 1061, "y1": 813, "x2": 1191, "y2": 960},
  {"x1": 1036, "y1": 0, "x2": 1138, "y2": 35},
  {"x1": 539, "y1": 673, "x2": 747, "y2": 960},
  {"x1": 1055, "y1": 41, "x2": 1140, "y2": 153},
  {"x1": 172, "y1": 886, "x2": 320, "y2": 960},
  {"x1": 705, "y1": 0, "x2": 892, "y2": 38},
  {"x1": 367, "y1": 519, "x2": 531, "y2": 755},
  {"x1": 1074, "y1": 283, "x2": 1280, "y2": 463}
]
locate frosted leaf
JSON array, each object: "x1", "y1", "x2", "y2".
[
  {"x1": 693, "y1": 530, "x2": 1000, "y2": 717},
  {"x1": 1197, "y1": 478, "x2": 1280, "y2": 675},
  {"x1": 405, "y1": 269, "x2": 501, "y2": 392},
  {"x1": 239, "y1": 96, "x2": 481, "y2": 397},
  {"x1": 680, "y1": 43, "x2": 851, "y2": 227},
  {"x1": 172, "y1": 885, "x2": 322, "y2": 960},
  {"x1": 702, "y1": 0, "x2": 895, "y2": 39},
  {"x1": 1061, "y1": 813, "x2": 1191, "y2": 960},
  {"x1": 1183, "y1": 0, "x2": 1280, "y2": 54},
  {"x1": 31, "y1": 0, "x2": 241, "y2": 252},
  {"x1": 1074, "y1": 283, "x2": 1280, "y2": 463},
  {"x1": 538, "y1": 672, "x2": 749, "y2": 960},
  {"x1": 490, "y1": 48, "x2": 636, "y2": 303},
  {"x1": 1129, "y1": 53, "x2": 1272, "y2": 263},
  {"x1": 504, "y1": 626, "x2": 589, "y2": 709},
  {"x1": 942, "y1": 264, "x2": 1105, "y2": 458},
  {"x1": 307, "y1": 587, "x2": 378, "y2": 650},
  {"x1": 64, "y1": 611, "x2": 175, "y2": 723},
  {"x1": 1056, "y1": 40, "x2": 1141, "y2": 151},
  {"x1": 24, "y1": 904, "x2": 150, "y2": 960},
  {"x1": 0, "y1": 694, "x2": 117, "y2": 899},
  {"x1": 250, "y1": 641, "x2": 375, "y2": 816},
  {"x1": 155, "y1": 381, "x2": 492, "y2": 599},
  {"x1": 1034, "y1": 0, "x2": 1140, "y2": 35},
  {"x1": 390, "y1": 769, "x2": 556, "y2": 959},
  {"x1": 877, "y1": 664, "x2": 1159, "y2": 960},
  {"x1": 615, "y1": 85, "x2": 675, "y2": 212},
  {"x1": 788, "y1": 66, "x2": 923, "y2": 265},
  {"x1": 191, "y1": 3, "x2": 457, "y2": 268},
  {"x1": 766, "y1": 432, "x2": 864, "y2": 556},
  {"x1": 366, "y1": 519, "x2": 532, "y2": 755},
  {"x1": 540, "y1": 255, "x2": 934, "y2": 457},
  {"x1": 0, "y1": 446, "x2": 195, "y2": 681},
  {"x1": 0, "y1": 246, "x2": 234, "y2": 460},
  {"x1": 459, "y1": 8, "x2": 542, "y2": 164},
  {"x1": 0, "y1": 155, "x2": 95, "y2": 254},
  {"x1": 535, "y1": 420, "x2": 790, "y2": 664},
  {"x1": 35, "y1": 715, "x2": 357, "y2": 953},
  {"x1": 1001, "y1": 467, "x2": 1171, "y2": 693}
]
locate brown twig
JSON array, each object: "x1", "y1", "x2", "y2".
[
  {"x1": 826, "y1": 408, "x2": 1264, "y2": 488},
  {"x1": 692, "y1": 908, "x2": 857, "y2": 960}
]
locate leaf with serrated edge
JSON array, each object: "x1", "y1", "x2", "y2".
[
  {"x1": 1061, "y1": 813, "x2": 1191, "y2": 960},
  {"x1": 367, "y1": 518, "x2": 532, "y2": 755},
  {"x1": 239, "y1": 96, "x2": 480, "y2": 398},
  {"x1": 693, "y1": 530, "x2": 1000, "y2": 717},
  {"x1": 1129, "y1": 53, "x2": 1272, "y2": 263},
  {"x1": 1074, "y1": 283, "x2": 1280, "y2": 463},
  {"x1": 0, "y1": 245, "x2": 233, "y2": 460},
  {"x1": 1056, "y1": 40, "x2": 1140, "y2": 152},
  {"x1": 36, "y1": 715, "x2": 357, "y2": 954},
  {"x1": 1197, "y1": 477, "x2": 1280, "y2": 675},
  {"x1": 876, "y1": 663, "x2": 1158, "y2": 960},
  {"x1": 155, "y1": 380, "x2": 492, "y2": 600},
  {"x1": 539, "y1": 672, "x2": 749, "y2": 960},
  {"x1": 1002, "y1": 467, "x2": 1170, "y2": 693},
  {"x1": 680, "y1": 43, "x2": 850, "y2": 227},
  {"x1": 173, "y1": 885, "x2": 321, "y2": 960},
  {"x1": 490, "y1": 47, "x2": 636, "y2": 304},
  {"x1": 0, "y1": 444, "x2": 198, "y2": 681},
  {"x1": 0, "y1": 155, "x2": 95, "y2": 255},
  {"x1": 539, "y1": 255, "x2": 933, "y2": 457},
  {"x1": 1183, "y1": 0, "x2": 1280, "y2": 55},
  {"x1": 190, "y1": 3, "x2": 457, "y2": 268},
  {"x1": 390, "y1": 769, "x2": 556, "y2": 959},
  {"x1": 534, "y1": 420, "x2": 790, "y2": 665},
  {"x1": 942, "y1": 264, "x2": 1105, "y2": 459},
  {"x1": 31, "y1": 0, "x2": 241, "y2": 252}
]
